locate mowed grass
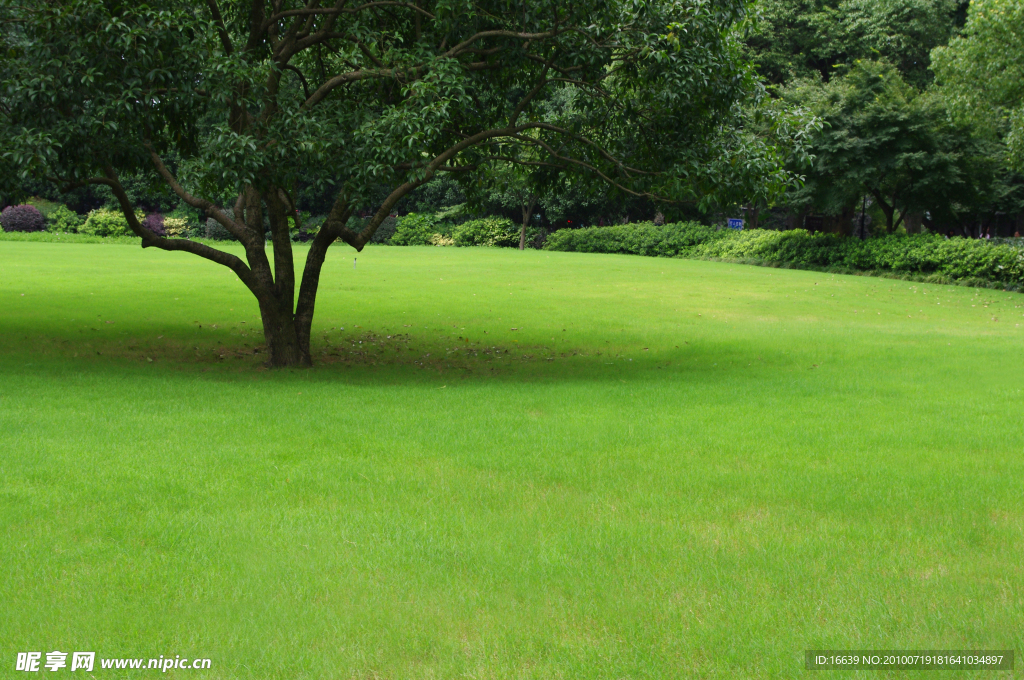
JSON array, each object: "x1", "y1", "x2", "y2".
[{"x1": 1, "y1": 241, "x2": 1022, "y2": 679}]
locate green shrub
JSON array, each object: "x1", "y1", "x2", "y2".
[
  {"x1": 301, "y1": 214, "x2": 326, "y2": 241},
  {"x1": 46, "y1": 205, "x2": 83, "y2": 233},
  {"x1": 545, "y1": 223, "x2": 1024, "y2": 287},
  {"x1": 389, "y1": 206, "x2": 536, "y2": 247},
  {"x1": 452, "y1": 216, "x2": 519, "y2": 247},
  {"x1": 206, "y1": 208, "x2": 236, "y2": 241},
  {"x1": 80, "y1": 209, "x2": 139, "y2": 237},
  {"x1": 391, "y1": 212, "x2": 448, "y2": 246},
  {"x1": 342, "y1": 215, "x2": 395, "y2": 244},
  {"x1": 368, "y1": 215, "x2": 398, "y2": 244},
  {"x1": 26, "y1": 196, "x2": 62, "y2": 220}
]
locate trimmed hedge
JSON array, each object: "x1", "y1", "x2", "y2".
[
  {"x1": 544, "y1": 221, "x2": 726, "y2": 257},
  {"x1": 545, "y1": 222, "x2": 1024, "y2": 288}
]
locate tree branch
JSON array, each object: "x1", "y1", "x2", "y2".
[
  {"x1": 98, "y1": 167, "x2": 260, "y2": 291},
  {"x1": 443, "y1": 29, "x2": 559, "y2": 59},
  {"x1": 269, "y1": 2, "x2": 435, "y2": 22},
  {"x1": 205, "y1": 0, "x2": 234, "y2": 54},
  {"x1": 301, "y1": 68, "x2": 398, "y2": 109},
  {"x1": 511, "y1": 52, "x2": 554, "y2": 125},
  {"x1": 144, "y1": 144, "x2": 256, "y2": 245},
  {"x1": 282, "y1": 63, "x2": 311, "y2": 100},
  {"x1": 510, "y1": 133, "x2": 677, "y2": 202}
]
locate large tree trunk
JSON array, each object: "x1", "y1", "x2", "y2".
[{"x1": 260, "y1": 300, "x2": 309, "y2": 367}]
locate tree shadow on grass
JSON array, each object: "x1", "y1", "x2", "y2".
[{"x1": 0, "y1": 324, "x2": 776, "y2": 387}]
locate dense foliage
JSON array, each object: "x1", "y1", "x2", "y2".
[
  {"x1": 781, "y1": 61, "x2": 990, "y2": 233},
  {"x1": 745, "y1": 0, "x2": 959, "y2": 88},
  {"x1": 546, "y1": 222, "x2": 1024, "y2": 287},
  {"x1": 931, "y1": 0, "x2": 1024, "y2": 172}
]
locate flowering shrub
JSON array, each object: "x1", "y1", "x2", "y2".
[
  {"x1": 428, "y1": 232, "x2": 455, "y2": 246},
  {"x1": 164, "y1": 217, "x2": 190, "y2": 237},
  {"x1": 1, "y1": 204, "x2": 46, "y2": 232}
]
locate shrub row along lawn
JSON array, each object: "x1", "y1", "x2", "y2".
[
  {"x1": 2, "y1": 241, "x2": 1022, "y2": 678},
  {"x1": 546, "y1": 222, "x2": 1024, "y2": 291}
]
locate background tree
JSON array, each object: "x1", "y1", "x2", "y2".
[
  {"x1": 783, "y1": 61, "x2": 987, "y2": 233},
  {"x1": 931, "y1": 0, "x2": 1024, "y2": 173},
  {"x1": 486, "y1": 162, "x2": 541, "y2": 250},
  {"x1": 1, "y1": 0, "x2": 809, "y2": 367}
]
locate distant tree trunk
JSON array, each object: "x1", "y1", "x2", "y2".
[
  {"x1": 744, "y1": 202, "x2": 761, "y2": 230},
  {"x1": 837, "y1": 203, "x2": 855, "y2": 236},
  {"x1": 519, "y1": 194, "x2": 537, "y2": 250},
  {"x1": 904, "y1": 212, "x2": 923, "y2": 234},
  {"x1": 870, "y1": 190, "x2": 903, "y2": 233},
  {"x1": 786, "y1": 207, "x2": 808, "y2": 231}
]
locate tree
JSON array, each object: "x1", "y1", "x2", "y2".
[
  {"x1": 782, "y1": 61, "x2": 986, "y2": 233},
  {"x1": 486, "y1": 162, "x2": 540, "y2": 250},
  {"x1": 1, "y1": 0, "x2": 807, "y2": 367},
  {"x1": 931, "y1": 0, "x2": 1024, "y2": 172}
]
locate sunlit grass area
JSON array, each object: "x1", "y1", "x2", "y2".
[{"x1": 1, "y1": 241, "x2": 1022, "y2": 678}]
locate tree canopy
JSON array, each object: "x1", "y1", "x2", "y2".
[{"x1": 745, "y1": 0, "x2": 961, "y2": 87}]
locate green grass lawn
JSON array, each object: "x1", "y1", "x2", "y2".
[{"x1": 1, "y1": 241, "x2": 1022, "y2": 679}]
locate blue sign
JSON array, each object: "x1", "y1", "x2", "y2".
[{"x1": 727, "y1": 218, "x2": 744, "y2": 230}]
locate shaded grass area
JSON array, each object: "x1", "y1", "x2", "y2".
[{"x1": 1, "y1": 242, "x2": 1023, "y2": 679}]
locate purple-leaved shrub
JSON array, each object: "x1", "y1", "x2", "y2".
[
  {"x1": 142, "y1": 213, "x2": 166, "y2": 236},
  {"x1": 1, "y1": 204, "x2": 46, "y2": 232}
]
